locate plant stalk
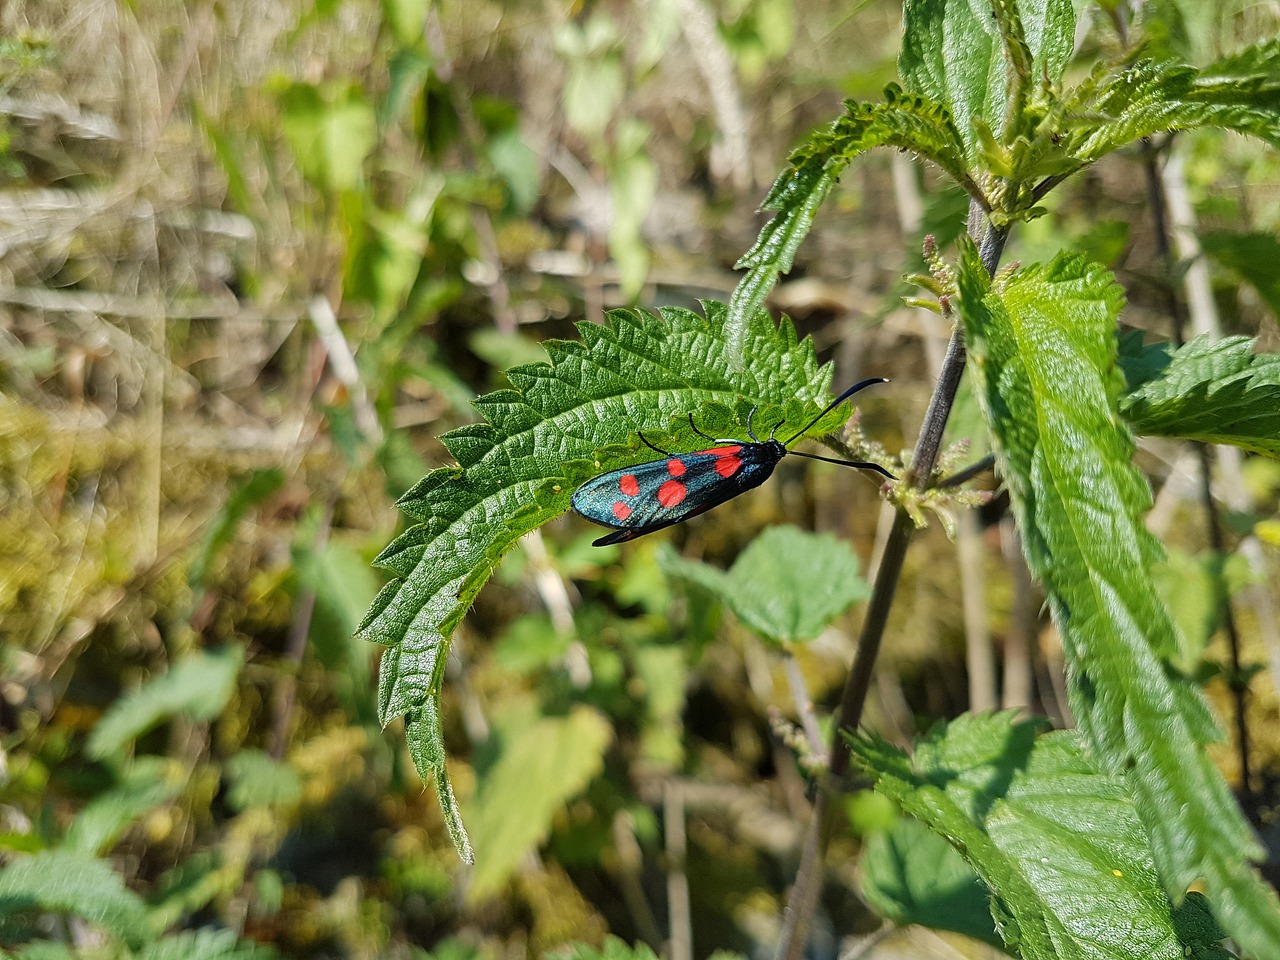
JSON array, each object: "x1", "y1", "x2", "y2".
[{"x1": 774, "y1": 219, "x2": 1008, "y2": 960}]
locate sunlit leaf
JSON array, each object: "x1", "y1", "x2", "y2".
[
  {"x1": 659, "y1": 525, "x2": 869, "y2": 643},
  {"x1": 1119, "y1": 334, "x2": 1280, "y2": 457},
  {"x1": 464, "y1": 706, "x2": 612, "y2": 899},
  {"x1": 956, "y1": 245, "x2": 1280, "y2": 957},
  {"x1": 851, "y1": 714, "x2": 1234, "y2": 960},
  {"x1": 0, "y1": 851, "x2": 154, "y2": 946}
]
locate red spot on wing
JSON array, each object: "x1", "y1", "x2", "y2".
[
  {"x1": 695, "y1": 444, "x2": 742, "y2": 456},
  {"x1": 667, "y1": 458, "x2": 687, "y2": 477},
  {"x1": 619, "y1": 474, "x2": 640, "y2": 496},
  {"x1": 612, "y1": 501, "x2": 632, "y2": 520},
  {"x1": 657, "y1": 479, "x2": 687, "y2": 508},
  {"x1": 714, "y1": 455, "x2": 743, "y2": 477}
]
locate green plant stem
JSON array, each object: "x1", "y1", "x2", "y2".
[{"x1": 774, "y1": 220, "x2": 1008, "y2": 960}]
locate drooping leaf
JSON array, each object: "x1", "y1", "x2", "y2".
[
  {"x1": 86, "y1": 647, "x2": 244, "y2": 759},
  {"x1": 464, "y1": 705, "x2": 612, "y2": 899},
  {"x1": 850, "y1": 714, "x2": 1233, "y2": 960},
  {"x1": 860, "y1": 814, "x2": 1002, "y2": 948},
  {"x1": 726, "y1": 91, "x2": 973, "y2": 354},
  {"x1": 360, "y1": 303, "x2": 863, "y2": 855},
  {"x1": 658, "y1": 525, "x2": 870, "y2": 643},
  {"x1": 955, "y1": 245, "x2": 1280, "y2": 957},
  {"x1": 0, "y1": 850, "x2": 155, "y2": 947},
  {"x1": 1119, "y1": 334, "x2": 1280, "y2": 456}
]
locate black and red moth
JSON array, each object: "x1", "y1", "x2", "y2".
[{"x1": 571, "y1": 378, "x2": 894, "y2": 546}]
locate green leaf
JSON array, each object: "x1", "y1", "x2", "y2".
[
  {"x1": 380, "y1": 0, "x2": 428, "y2": 48},
  {"x1": 14, "y1": 945, "x2": 77, "y2": 960},
  {"x1": 493, "y1": 615, "x2": 571, "y2": 674},
  {"x1": 464, "y1": 705, "x2": 612, "y2": 899},
  {"x1": 294, "y1": 537, "x2": 378, "y2": 714},
  {"x1": 86, "y1": 647, "x2": 244, "y2": 759},
  {"x1": 955, "y1": 245, "x2": 1280, "y2": 957},
  {"x1": 550, "y1": 937, "x2": 660, "y2": 960},
  {"x1": 279, "y1": 81, "x2": 377, "y2": 192},
  {"x1": 1153, "y1": 548, "x2": 1224, "y2": 672},
  {"x1": 608, "y1": 122, "x2": 658, "y2": 300},
  {"x1": 850, "y1": 714, "x2": 1234, "y2": 960},
  {"x1": 1119, "y1": 334, "x2": 1280, "y2": 456},
  {"x1": 135, "y1": 928, "x2": 280, "y2": 960},
  {"x1": 1072, "y1": 39, "x2": 1280, "y2": 162},
  {"x1": 727, "y1": 90, "x2": 972, "y2": 353},
  {"x1": 224, "y1": 750, "x2": 302, "y2": 812},
  {"x1": 0, "y1": 850, "x2": 155, "y2": 946},
  {"x1": 658, "y1": 525, "x2": 869, "y2": 643},
  {"x1": 899, "y1": 0, "x2": 1074, "y2": 160},
  {"x1": 1200, "y1": 229, "x2": 1280, "y2": 319},
  {"x1": 633, "y1": 644, "x2": 686, "y2": 769},
  {"x1": 860, "y1": 814, "x2": 1002, "y2": 948},
  {"x1": 147, "y1": 851, "x2": 225, "y2": 930},
  {"x1": 63, "y1": 757, "x2": 181, "y2": 855},
  {"x1": 360, "y1": 303, "x2": 853, "y2": 853}
]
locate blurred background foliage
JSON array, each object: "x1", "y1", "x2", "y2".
[{"x1": 1, "y1": 0, "x2": 1279, "y2": 957}]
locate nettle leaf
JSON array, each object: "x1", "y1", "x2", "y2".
[
  {"x1": 860, "y1": 814, "x2": 1002, "y2": 948},
  {"x1": 464, "y1": 705, "x2": 612, "y2": 900},
  {"x1": 551, "y1": 937, "x2": 660, "y2": 960},
  {"x1": 0, "y1": 850, "x2": 156, "y2": 947},
  {"x1": 899, "y1": 0, "x2": 1074, "y2": 160},
  {"x1": 956, "y1": 245, "x2": 1280, "y2": 957},
  {"x1": 849, "y1": 714, "x2": 1233, "y2": 960},
  {"x1": 726, "y1": 90, "x2": 972, "y2": 353},
  {"x1": 361, "y1": 303, "x2": 855, "y2": 855},
  {"x1": 135, "y1": 928, "x2": 280, "y2": 960},
  {"x1": 1119, "y1": 334, "x2": 1280, "y2": 457},
  {"x1": 1073, "y1": 39, "x2": 1280, "y2": 162},
  {"x1": 658, "y1": 525, "x2": 869, "y2": 644}
]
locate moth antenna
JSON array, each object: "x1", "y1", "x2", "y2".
[
  {"x1": 781, "y1": 377, "x2": 888, "y2": 447},
  {"x1": 746, "y1": 405, "x2": 759, "y2": 442},
  {"x1": 787, "y1": 450, "x2": 897, "y2": 479},
  {"x1": 767, "y1": 419, "x2": 785, "y2": 441},
  {"x1": 639, "y1": 433, "x2": 671, "y2": 456},
  {"x1": 688, "y1": 413, "x2": 718, "y2": 443}
]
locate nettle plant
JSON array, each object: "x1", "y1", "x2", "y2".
[{"x1": 361, "y1": 1, "x2": 1280, "y2": 956}]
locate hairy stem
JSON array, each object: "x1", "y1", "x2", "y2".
[{"x1": 774, "y1": 218, "x2": 1008, "y2": 960}]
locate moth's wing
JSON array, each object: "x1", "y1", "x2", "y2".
[
  {"x1": 570, "y1": 456, "x2": 671, "y2": 526},
  {"x1": 572, "y1": 445, "x2": 779, "y2": 544}
]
